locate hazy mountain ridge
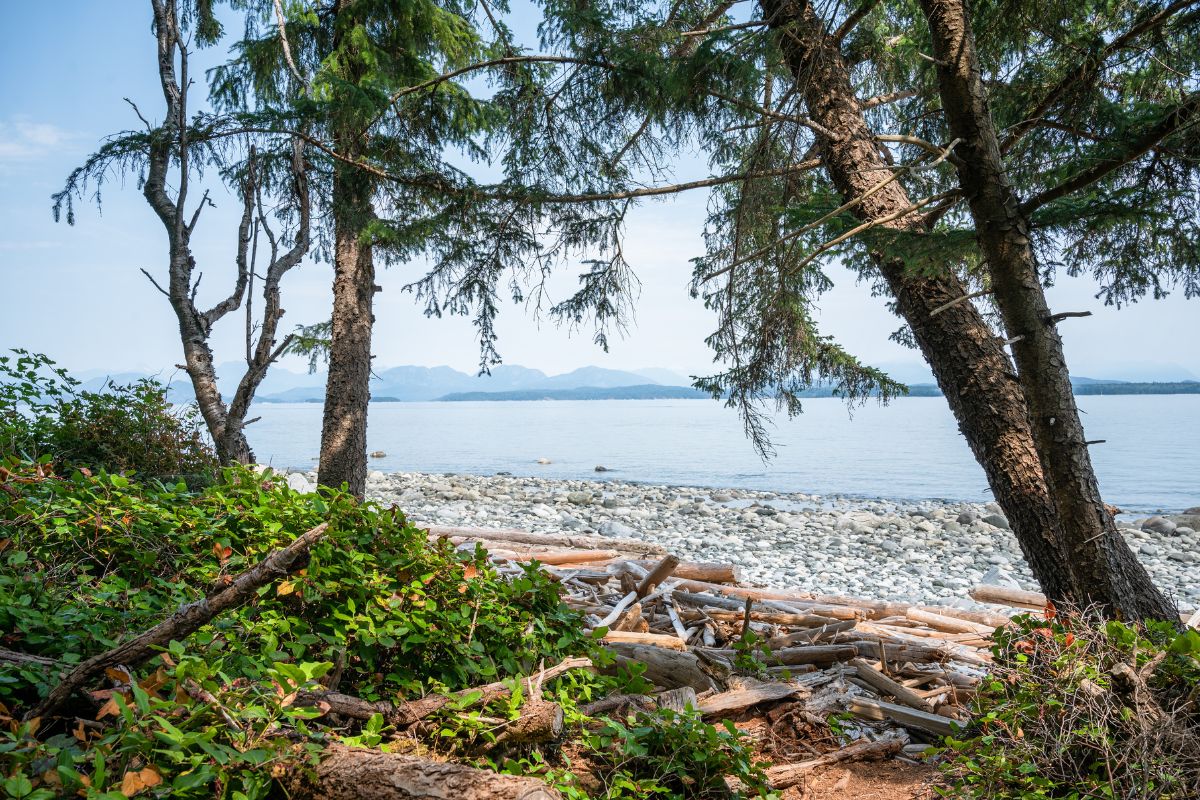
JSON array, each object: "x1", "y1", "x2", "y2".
[{"x1": 70, "y1": 362, "x2": 1198, "y2": 404}]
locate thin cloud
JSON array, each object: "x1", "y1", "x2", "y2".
[{"x1": 0, "y1": 118, "x2": 75, "y2": 164}]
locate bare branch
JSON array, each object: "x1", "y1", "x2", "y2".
[
  {"x1": 272, "y1": 0, "x2": 307, "y2": 87},
  {"x1": 861, "y1": 89, "x2": 917, "y2": 109},
  {"x1": 139, "y1": 268, "x2": 171, "y2": 298},
  {"x1": 931, "y1": 288, "x2": 992, "y2": 317}
]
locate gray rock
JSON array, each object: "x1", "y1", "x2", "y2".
[
  {"x1": 368, "y1": 470, "x2": 386, "y2": 480},
  {"x1": 285, "y1": 473, "x2": 315, "y2": 493},
  {"x1": 982, "y1": 514, "x2": 1010, "y2": 530},
  {"x1": 1168, "y1": 551, "x2": 1198, "y2": 563},
  {"x1": 598, "y1": 520, "x2": 640, "y2": 539},
  {"x1": 369, "y1": 450, "x2": 386, "y2": 458},
  {"x1": 1167, "y1": 514, "x2": 1200, "y2": 530},
  {"x1": 1142, "y1": 516, "x2": 1178, "y2": 535},
  {"x1": 535, "y1": 457, "x2": 552, "y2": 465},
  {"x1": 980, "y1": 566, "x2": 1021, "y2": 589},
  {"x1": 956, "y1": 512, "x2": 977, "y2": 524},
  {"x1": 566, "y1": 491, "x2": 593, "y2": 505},
  {"x1": 594, "y1": 465, "x2": 610, "y2": 472}
]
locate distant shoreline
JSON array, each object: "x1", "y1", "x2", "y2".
[{"x1": 253, "y1": 380, "x2": 1200, "y2": 403}]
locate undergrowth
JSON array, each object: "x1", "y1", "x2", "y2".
[
  {"x1": 0, "y1": 464, "x2": 774, "y2": 798},
  {"x1": 0, "y1": 355, "x2": 778, "y2": 799},
  {"x1": 941, "y1": 608, "x2": 1200, "y2": 799}
]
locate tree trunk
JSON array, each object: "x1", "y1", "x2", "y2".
[
  {"x1": 918, "y1": 0, "x2": 1177, "y2": 622},
  {"x1": 172, "y1": 264, "x2": 254, "y2": 465},
  {"x1": 317, "y1": 174, "x2": 375, "y2": 498},
  {"x1": 760, "y1": 0, "x2": 1077, "y2": 601}
]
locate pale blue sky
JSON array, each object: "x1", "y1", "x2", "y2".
[{"x1": 1, "y1": 1, "x2": 1196, "y2": 383}]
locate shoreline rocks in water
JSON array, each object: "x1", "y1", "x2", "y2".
[{"x1": 287, "y1": 468, "x2": 1199, "y2": 610}]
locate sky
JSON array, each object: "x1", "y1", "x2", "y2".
[{"x1": 1, "y1": 1, "x2": 1197, "y2": 385}]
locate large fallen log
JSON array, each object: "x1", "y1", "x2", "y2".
[
  {"x1": 969, "y1": 584, "x2": 1046, "y2": 610},
  {"x1": 282, "y1": 744, "x2": 560, "y2": 799},
  {"x1": 848, "y1": 697, "x2": 958, "y2": 737},
  {"x1": 603, "y1": 631, "x2": 687, "y2": 651},
  {"x1": 27, "y1": 522, "x2": 330, "y2": 721},
  {"x1": 492, "y1": 700, "x2": 564, "y2": 746},
  {"x1": 604, "y1": 642, "x2": 718, "y2": 692},
  {"x1": 696, "y1": 682, "x2": 803, "y2": 717},
  {"x1": 905, "y1": 607, "x2": 997, "y2": 636},
  {"x1": 700, "y1": 644, "x2": 860, "y2": 666},
  {"x1": 427, "y1": 525, "x2": 666, "y2": 556}
]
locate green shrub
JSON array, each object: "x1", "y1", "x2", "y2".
[
  {"x1": 940, "y1": 609, "x2": 1200, "y2": 799},
  {"x1": 0, "y1": 464, "x2": 591, "y2": 797},
  {"x1": 0, "y1": 350, "x2": 217, "y2": 478}
]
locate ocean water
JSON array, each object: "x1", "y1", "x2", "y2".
[{"x1": 245, "y1": 395, "x2": 1200, "y2": 514}]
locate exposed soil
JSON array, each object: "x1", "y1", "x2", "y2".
[{"x1": 790, "y1": 760, "x2": 942, "y2": 799}]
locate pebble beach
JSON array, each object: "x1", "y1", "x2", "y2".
[{"x1": 286, "y1": 468, "x2": 1199, "y2": 611}]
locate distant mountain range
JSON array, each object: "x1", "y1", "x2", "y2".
[{"x1": 73, "y1": 363, "x2": 1200, "y2": 405}]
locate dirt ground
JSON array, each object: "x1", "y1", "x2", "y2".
[{"x1": 787, "y1": 760, "x2": 942, "y2": 799}]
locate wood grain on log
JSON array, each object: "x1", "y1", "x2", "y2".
[
  {"x1": 283, "y1": 744, "x2": 560, "y2": 799},
  {"x1": 849, "y1": 697, "x2": 957, "y2": 737},
  {"x1": 696, "y1": 682, "x2": 803, "y2": 717},
  {"x1": 604, "y1": 642, "x2": 718, "y2": 692},
  {"x1": 850, "y1": 658, "x2": 934, "y2": 712}
]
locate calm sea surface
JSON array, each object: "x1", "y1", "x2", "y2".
[{"x1": 245, "y1": 395, "x2": 1199, "y2": 514}]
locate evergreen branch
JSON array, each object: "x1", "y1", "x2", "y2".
[
  {"x1": 367, "y1": 55, "x2": 618, "y2": 134},
  {"x1": 1000, "y1": 0, "x2": 1199, "y2": 154},
  {"x1": 1020, "y1": 92, "x2": 1200, "y2": 215}
]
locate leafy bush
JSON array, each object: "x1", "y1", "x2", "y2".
[
  {"x1": 577, "y1": 708, "x2": 774, "y2": 799},
  {"x1": 940, "y1": 608, "x2": 1200, "y2": 799},
  {"x1": 0, "y1": 464, "x2": 590, "y2": 797},
  {"x1": 0, "y1": 350, "x2": 216, "y2": 478}
]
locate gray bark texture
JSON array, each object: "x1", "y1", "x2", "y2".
[
  {"x1": 283, "y1": 745, "x2": 561, "y2": 800},
  {"x1": 918, "y1": 0, "x2": 1177, "y2": 622},
  {"x1": 143, "y1": 0, "x2": 310, "y2": 466}
]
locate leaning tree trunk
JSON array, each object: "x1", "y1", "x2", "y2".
[
  {"x1": 918, "y1": 0, "x2": 1177, "y2": 622},
  {"x1": 317, "y1": 165, "x2": 376, "y2": 498},
  {"x1": 760, "y1": 0, "x2": 1077, "y2": 601}
]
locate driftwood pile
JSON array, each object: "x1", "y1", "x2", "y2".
[{"x1": 429, "y1": 525, "x2": 1016, "y2": 789}]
